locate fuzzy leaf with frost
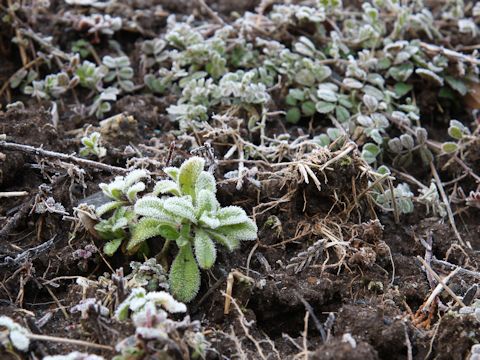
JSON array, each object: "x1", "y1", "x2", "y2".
[{"x1": 130, "y1": 157, "x2": 257, "y2": 302}]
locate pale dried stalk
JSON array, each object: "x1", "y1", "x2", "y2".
[
  {"x1": 422, "y1": 267, "x2": 461, "y2": 309},
  {"x1": 0, "y1": 191, "x2": 28, "y2": 198},
  {"x1": 223, "y1": 292, "x2": 274, "y2": 360},
  {"x1": 430, "y1": 162, "x2": 469, "y2": 248},
  {"x1": 431, "y1": 258, "x2": 480, "y2": 280},
  {"x1": 418, "y1": 256, "x2": 466, "y2": 308},
  {"x1": 196, "y1": 0, "x2": 225, "y2": 25},
  {"x1": 28, "y1": 333, "x2": 114, "y2": 351}
]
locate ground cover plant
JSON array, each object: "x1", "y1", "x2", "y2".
[{"x1": 0, "y1": 0, "x2": 480, "y2": 358}]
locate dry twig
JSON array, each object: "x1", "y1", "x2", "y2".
[
  {"x1": 0, "y1": 191, "x2": 29, "y2": 198},
  {"x1": 0, "y1": 236, "x2": 56, "y2": 268},
  {"x1": 0, "y1": 141, "x2": 129, "y2": 174},
  {"x1": 223, "y1": 291, "x2": 281, "y2": 360},
  {"x1": 430, "y1": 162, "x2": 469, "y2": 248},
  {"x1": 196, "y1": 0, "x2": 225, "y2": 25},
  {"x1": 431, "y1": 258, "x2": 480, "y2": 280},
  {"x1": 28, "y1": 333, "x2": 113, "y2": 351},
  {"x1": 0, "y1": 199, "x2": 33, "y2": 243},
  {"x1": 417, "y1": 256, "x2": 466, "y2": 308}
]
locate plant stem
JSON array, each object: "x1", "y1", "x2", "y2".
[
  {"x1": 430, "y1": 162, "x2": 469, "y2": 249},
  {"x1": 156, "y1": 239, "x2": 172, "y2": 271},
  {"x1": 27, "y1": 333, "x2": 114, "y2": 351}
]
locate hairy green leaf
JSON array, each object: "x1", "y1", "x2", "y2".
[
  {"x1": 104, "y1": 238, "x2": 123, "y2": 256},
  {"x1": 335, "y1": 105, "x2": 350, "y2": 123},
  {"x1": 134, "y1": 196, "x2": 178, "y2": 223},
  {"x1": 111, "y1": 217, "x2": 128, "y2": 232},
  {"x1": 317, "y1": 88, "x2": 337, "y2": 102},
  {"x1": 448, "y1": 126, "x2": 463, "y2": 140},
  {"x1": 286, "y1": 107, "x2": 301, "y2": 124},
  {"x1": 419, "y1": 148, "x2": 433, "y2": 165},
  {"x1": 316, "y1": 101, "x2": 336, "y2": 114},
  {"x1": 96, "y1": 200, "x2": 125, "y2": 217},
  {"x1": 364, "y1": 143, "x2": 380, "y2": 155},
  {"x1": 216, "y1": 206, "x2": 249, "y2": 226},
  {"x1": 199, "y1": 212, "x2": 221, "y2": 229},
  {"x1": 128, "y1": 218, "x2": 179, "y2": 251},
  {"x1": 152, "y1": 180, "x2": 180, "y2": 196},
  {"x1": 178, "y1": 157, "x2": 205, "y2": 198},
  {"x1": 204, "y1": 229, "x2": 240, "y2": 251},
  {"x1": 195, "y1": 171, "x2": 216, "y2": 195},
  {"x1": 100, "y1": 180, "x2": 124, "y2": 200},
  {"x1": 394, "y1": 82, "x2": 413, "y2": 97},
  {"x1": 145, "y1": 291, "x2": 187, "y2": 313},
  {"x1": 445, "y1": 76, "x2": 468, "y2": 96},
  {"x1": 194, "y1": 230, "x2": 216, "y2": 269},
  {"x1": 301, "y1": 101, "x2": 316, "y2": 117},
  {"x1": 196, "y1": 189, "x2": 219, "y2": 214},
  {"x1": 169, "y1": 245, "x2": 201, "y2": 303},
  {"x1": 115, "y1": 300, "x2": 130, "y2": 321},
  {"x1": 216, "y1": 220, "x2": 258, "y2": 241},
  {"x1": 163, "y1": 196, "x2": 197, "y2": 223},
  {"x1": 126, "y1": 182, "x2": 146, "y2": 203},
  {"x1": 164, "y1": 167, "x2": 179, "y2": 181},
  {"x1": 442, "y1": 142, "x2": 458, "y2": 153},
  {"x1": 123, "y1": 169, "x2": 149, "y2": 189},
  {"x1": 286, "y1": 94, "x2": 298, "y2": 106}
]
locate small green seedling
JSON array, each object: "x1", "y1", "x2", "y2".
[
  {"x1": 115, "y1": 287, "x2": 186, "y2": 321},
  {"x1": 128, "y1": 258, "x2": 169, "y2": 291},
  {"x1": 128, "y1": 157, "x2": 257, "y2": 302},
  {"x1": 388, "y1": 127, "x2": 433, "y2": 167},
  {"x1": 76, "y1": 60, "x2": 107, "y2": 91},
  {"x1": 24, "y1": 72, "x2": 77, "y2": 99},
  {"x1": 442, "y1": 119, "x2": 472, "y2": 154},
  {"x1": 361, "y1": 143, "x2": 381, "y2": 164},
  {"x1": 102, "y1": 56, "x2": 134, "y2": 92},
  {"x1": 285, "y1": 88, "x2": 316, "y2": 124},
  {"x1": 373, "y1": 182, "x2": 414, "y2": 214},
  {"x1": 94, "y1": 170, "x2": 149, "y2": 256},
  {"x1": 79, "y1": 131, "x2": 107, "y2": 158},
  {"x1": 112, "y1": 286, "x2": 209, "y2": 359},
  {"x1": 89, "y1": 87, "x2": 119, "y2": 118}
]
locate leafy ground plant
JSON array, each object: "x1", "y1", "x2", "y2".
[
  {"x1": 94, "y1": 169, "x2": 149, "y2": 256},
  {"x1": 129, "y1": 157, "x2": 257, "y2": 302},
  {"x1": 95, "y1": 157, "x2": 257, "y2": 302},
  {"x1": 79, "y1": 131, "x2": 106, "y2": 158},
  {"x1": 113, "y1": 287, "x2": 209, "y2": 359}
]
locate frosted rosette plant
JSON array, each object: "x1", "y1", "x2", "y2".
[
  {"x1": 115, "y1": 287, "x2": 187, "y2": 321},
  {"x1": 115, "y1": 288, "x2": 188, "y2": 340},
  {"x1": 94, "y1": 169, "x2": 149, "y2": 256},
  {"x1": 127, "y1": 157, "x2": 257, "y2": 302}
]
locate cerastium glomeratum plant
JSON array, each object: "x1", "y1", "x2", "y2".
[
  {"x1": 94, "y1": 169, "x2": 149, "y2": 256},
  {"x1": 95, "y1": 157, "x2": 257, "y2": 302},
  {"x1": 130, "y1": 157, "x2": 257, "y2": 302}
]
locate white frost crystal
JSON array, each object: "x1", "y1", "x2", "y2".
[{"x1": 0, "y1": 316, "x2": 30, "y2": 351}]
